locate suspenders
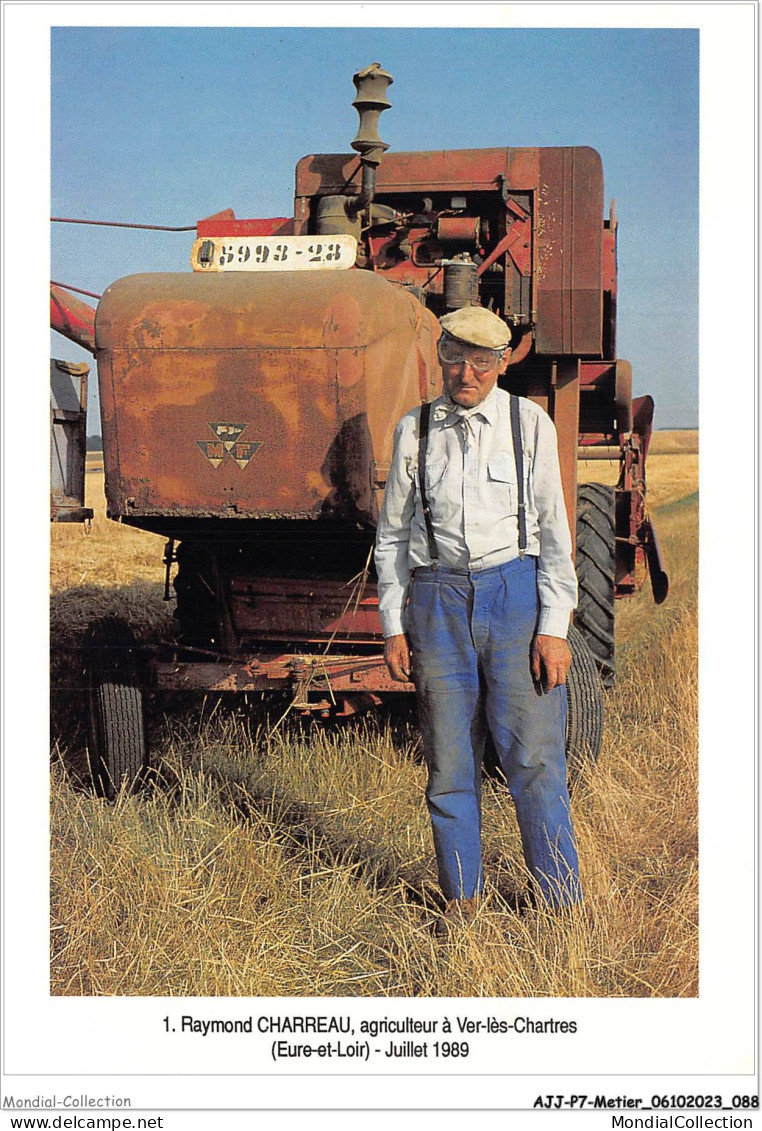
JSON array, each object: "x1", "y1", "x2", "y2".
[
  {"x1": 509, "y1": 393, "x2": 528, "y2": 556},
  {"x1": 417, "y1": 394, "x2": 527, "y2": 566},
  {"x1": 418, "y1": 401, "x2": 440, "y2": 565}
]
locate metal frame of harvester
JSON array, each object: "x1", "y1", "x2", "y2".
[{"x1": 51, "y1": 63, "x2": 667, "y2": 797}]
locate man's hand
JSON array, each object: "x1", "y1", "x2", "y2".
[
  {"x1": 384, "y1": 633, "x2": 413, "y2": 683},
  {"x1": 531, "y1": 634, "x2": 572, "y2": 692}
]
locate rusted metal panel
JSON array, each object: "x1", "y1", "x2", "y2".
[
  {"x1": 294, "y1": 148, "x2": 541, "y2": 206},
  {"x1": 578, "y1": 361, "x2": 614, "y2": 386},
  {"x1": 228, "y1": 576, "x2": 382, "y2": 644},
  {"x1": 535, "y1": 147, "x2": 603, "y2": 357},
  {"x1": 50, "y1": 359, "x2": 93, "y2": 522},
  {"x1": 551, "y1": 359, "x2": 581, "y2": 550},
  {"x1": 96, "y1": 270, "x2": 440, "y2": 526},
  {"x1": 196, "y1": 216, "x2": 293, "y2": 238}
]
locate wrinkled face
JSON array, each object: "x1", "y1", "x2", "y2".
[{"x1": 438, "y1": 335, "x2": 511, "y2": 408}]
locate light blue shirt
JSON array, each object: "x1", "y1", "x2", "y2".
[{"x1": 374, "y1": 385, "x2": 578, "y2": 638}]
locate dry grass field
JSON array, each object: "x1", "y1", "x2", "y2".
[{"x1": 50, "y1": 435, "x2": 698, "y2": 997}]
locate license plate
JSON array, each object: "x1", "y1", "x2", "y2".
[{"x1": 190, "y1": 235, "x2": 357, "y2": 273}]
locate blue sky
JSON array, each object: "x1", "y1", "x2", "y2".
[{"x1": 51, "y1": 25, "x2": 699, "y2": 428}]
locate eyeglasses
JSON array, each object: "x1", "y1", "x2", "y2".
[{"x1": 437, "y1": 337, "x2": 504, "y2": 373}]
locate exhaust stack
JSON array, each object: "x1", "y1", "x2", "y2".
[{"x1": 348, "y1": 63, "x2": 393, "y2": 217}]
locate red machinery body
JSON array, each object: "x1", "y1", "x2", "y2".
[
  {"x1": 51, "y1": 75, "x2": 667, "y2": 715},
  {"x1": 294, "y1": 146, "x2": 606, "y2": 358}
]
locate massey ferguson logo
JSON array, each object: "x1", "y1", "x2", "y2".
[{"x1": 196, "y1": 422, "x2": 262, "y2": 469}]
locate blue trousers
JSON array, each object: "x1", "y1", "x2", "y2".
[{"x1": 407, "y1": 557, "x2": 581, "y2": 908}]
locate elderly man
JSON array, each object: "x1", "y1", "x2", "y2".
[{"x1": 374, "y1": 305, "x2": 581, "y2": 929}]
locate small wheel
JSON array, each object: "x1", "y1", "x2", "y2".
[
  {"x1": 565, "y1": 623, "x2": 604, "y2": 779},
  {"x1": 85, "y1": 617, "x2": 148, "y2": 799},
  {"x1": 576, "y1": 482, "x2": 616, "y2": 688}
]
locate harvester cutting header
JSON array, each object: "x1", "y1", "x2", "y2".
[{"x1": 50, "y1": 63, "x2": 667, "y2": 796}]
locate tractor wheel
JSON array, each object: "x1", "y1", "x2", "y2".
[
  {"x1": 575, "y1": 482, "x2": 616, "y2": 688},
  {"x1": 85, "y1": 617, "x2": 148, "y2": 799},
  {"x1": 565, "y1": 622, "x2": 604, "y2": 778}
]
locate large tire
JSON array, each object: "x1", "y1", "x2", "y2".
[
  {"x1": 565, "y1": 623, "x2": 604, "y2": 778},
  {"x1": 575, "y1": 482, "x2": 616, "y2": 688},
  {"x1": 85, "y1": 618, "x2": 147, "y2": 799}
]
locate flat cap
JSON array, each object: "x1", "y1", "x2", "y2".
[{"x1": 439, "y1": 306, "x2": 512, "y2": 349}]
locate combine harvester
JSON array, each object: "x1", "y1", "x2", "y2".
[{"x1": 51, "y1": 63, "x2": 667, "y2": 796}]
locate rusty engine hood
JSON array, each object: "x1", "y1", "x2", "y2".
[{"x1": 95, "y1": 269, "x2": 440, "y2": 530}]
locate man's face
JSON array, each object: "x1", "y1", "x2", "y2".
[{"x1": 439, "y1": 337, "x2": 511, "y2": 408}]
